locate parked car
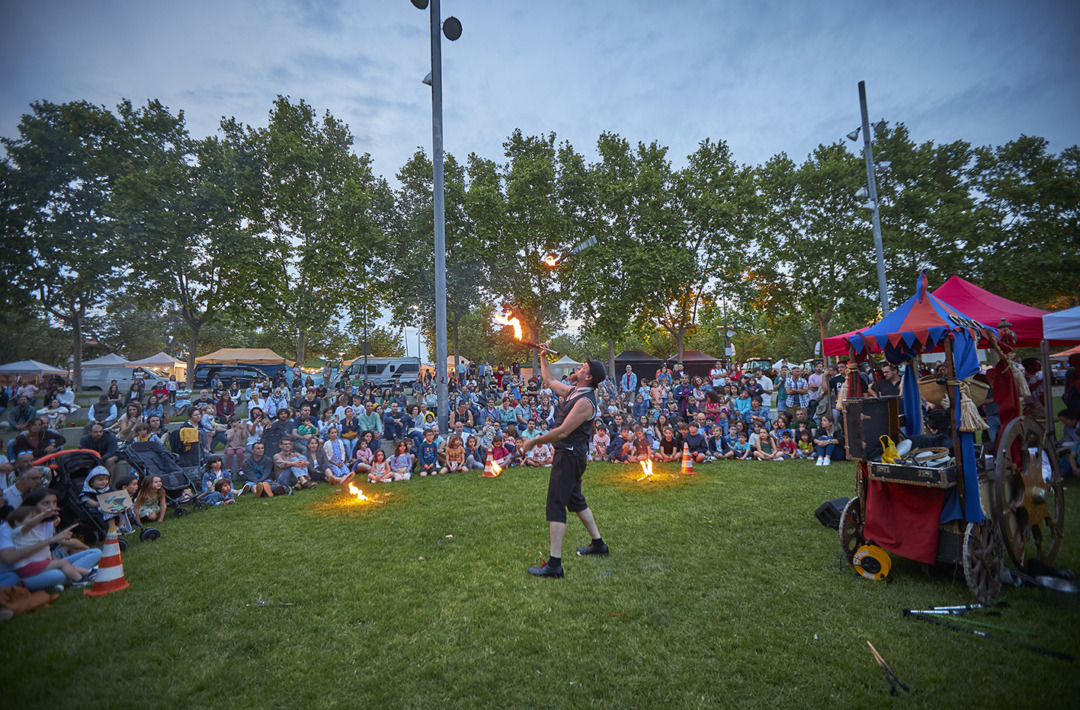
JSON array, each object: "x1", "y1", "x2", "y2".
[
  {"x1": 80, "y1": 366, "x2": 167, "y2": 393},
  {"x1": 192, "y1": 364, "x2": 275, "y2": 390}
]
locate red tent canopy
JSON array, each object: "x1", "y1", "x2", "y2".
[
  {"x1": 931, "y1": 276, "x2": 1048, "y2": 347},
  {"x1": 823, "y1": 275, "x2": 1050, "y2": 356}
]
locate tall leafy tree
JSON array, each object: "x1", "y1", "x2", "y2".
[
  {"x1": 255, "y1": 96, "x2": 385, "y2": 363},
  {"x1": 973, "y1": 136, "x2": 1080, "y2": 308},
  {"x1": 0, "y1": 100, "x2": 124, "y2": 388},
  {"x1": 753, "y1": 144, "x2": 877, "y2": 352},
  {"x1": 114, "y1": 101, "x2": 267, "y2": 385}
]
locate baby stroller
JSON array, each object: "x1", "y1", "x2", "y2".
[
  {"x1": 126, "y1": 439, "x2": 208, "y2": 516},
  {"x1": 33, "y1": 449, "x2": 160, "y2": 551}
]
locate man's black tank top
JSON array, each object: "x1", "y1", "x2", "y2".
[{"x1": 553, "y1": 388, "x2": 597, "y2": 456}]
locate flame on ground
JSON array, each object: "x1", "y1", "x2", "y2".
[
  {"x1": 637, "y1": 458, "x2": 654, "y2": 481},
  {"x1": 489, "y1": 458, "x2": 503, "y2": 476},
  {"x1": 494, "y1": 313, "x2": 523, "y2": 341},
  {"x1": 347, "y1": 483, "x2": 372, "y2": 502}
]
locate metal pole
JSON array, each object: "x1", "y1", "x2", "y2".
[
  {"x1": 430, "y1": 0, "x2": 449, "y2": 432},
  {"x1": 859, "y1": 80, "x2": 890, "y2": 316}
]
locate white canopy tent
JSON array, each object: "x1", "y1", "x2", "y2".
[
  {"x1": 1043, "y1": 305, "x2": 1080, "y2": 343},
  {"x1": 0, "y1": 360, "x2": 68, "y2": 378},
  {"x1": 126, "y1": 352, "x2": 187, "y2": 379},
  {"x1": 549, "y1": 355, "x2": 582, "y2": 379},
  {"x1": 81, "y1": 353, "x2": 131, "y2": 368}
]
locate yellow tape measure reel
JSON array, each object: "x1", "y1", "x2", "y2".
[{"x1": 853, "y1": 544, "x2": 892, "y2": 581}]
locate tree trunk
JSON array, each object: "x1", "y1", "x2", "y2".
[
  {"x1": 675, "y1": 330, "x2": 684, "y2": 364},
  {"x1": 186, "y1": 319, "x2": 202, "y2": 389},
  {"x1": 71, "y1": 307, "x2": 83, "y2": 391},
  {"x1": 296, "y1": 330, "x2": 307, "y2": 367}
]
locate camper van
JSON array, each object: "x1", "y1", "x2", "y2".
[
  {"x1": 80, "y1": 366, "x2": 167, "y2": 392},
  {"x1": 331, "y1": 357, "x2": 422, "y2": 389}
]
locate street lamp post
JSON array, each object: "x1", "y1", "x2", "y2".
[
  {"x1": 413, "y1": 0, "x2": 461, "y2": 433},
  {"x1": 411, "y1": 305, "x2": 421, "y2": 362},
  {"x1": 849, "y1": 80, "x2": 890, "y2": 316}
]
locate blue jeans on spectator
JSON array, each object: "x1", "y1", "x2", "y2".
[
  {"x1": 278, "y1": 466, "x2": 307, "y2": 488},
  {"x1": 211, "y1": 431, "x2": 228, "y2": 450},
  {"x1": 384, "y1": 422, "x2": 403, "y2": 440},
  {"x1": 815, "y1": 444, "x2": 846, "y2": 460},
  {"x1": 0, "y1": 548, "x2": 103, "y2": 591}
]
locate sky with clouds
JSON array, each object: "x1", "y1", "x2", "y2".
[
  {"x1": 3, "y1": 0, "x2": 1078, "y2": 181},
  {"x1": 2, "y1": 0, "x2": 1077, "y2": 359}
]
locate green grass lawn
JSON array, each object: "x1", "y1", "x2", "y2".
[{"x1": 3, "y1": 459, "x2": 1078, "y2": 709}]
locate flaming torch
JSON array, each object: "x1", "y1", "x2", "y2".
[
  {"x1": 541, "y1": 236, "x2": 598, "y2": 268},
  {"x1": 493, "y1": 312, "x2": 561, "y2": 356}
]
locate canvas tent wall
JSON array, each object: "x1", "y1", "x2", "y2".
[
  {"x1": 125, "y1": 352, "x2": 187, "y2": 380},
  {"x1": 668, "y1": 350, "x2": 719, "y2": 379},
  {"x1": 549, "y1": 355, "x2": 582, "y2": 380},
  {"x1": 195, "y1": 348, "x2": 292, "y2": 366},
  {"x1": 614, "y1": 351, "x2": 662, "y2": 380},
  {"x1": 1043, "y1": 305, "x2": 1080, "y2": 343}
]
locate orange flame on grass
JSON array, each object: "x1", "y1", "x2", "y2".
[
  {"x1": 494, "y1": 313, "x2": 523, "y2": 341},
  {"x1": 347, "y1": 483, "x2": 372, "y2": 502},
  {"x1": 637, "y1": 458, "x2": 655, "y2": 481},
  {"x1": 490, "y1": 459, "x2": 503, "y2": 476}
]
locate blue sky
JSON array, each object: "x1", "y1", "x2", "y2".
[
  {"x1": 2, "y1": 0, "x2": 1077, "y2": 360},
  {"x1": 3, "y1": 0, "x2": 1078, "y2": 180}
]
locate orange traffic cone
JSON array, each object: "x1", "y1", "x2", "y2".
[
  {"x1": 482, "y1": 451, "x2": 500, "y2": 477},
  {"x1": 681, "y1": 442, "x2": 696, "y2": 475},
  {"x1": 84, "y1": 522, "x2": 130, "y2": 597}
]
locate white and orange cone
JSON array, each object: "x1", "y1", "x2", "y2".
[
  {"x1": 482, "y1": 451, "x2": 500, "y2": 478},
  {"x1": 84, "y1": 522, "x2": 130, "y2": 597},
  {"x1": 681, "y1": 442, "x2": 696, "y2": 475}
]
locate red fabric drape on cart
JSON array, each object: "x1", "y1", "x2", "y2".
[{"x1": 863, "y1": 480, "x2": 946, "y2": 564}]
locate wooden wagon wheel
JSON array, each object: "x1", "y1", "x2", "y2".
[
  {"x1": 963, "y1": 520, "x2": 1003, "y2": 604},
  {"x1": 992, "y1": 417, "x2": 1065, "y2": 568},
  {"x1": 838, "y1": 496, "x2": 863, "y2": 564}
]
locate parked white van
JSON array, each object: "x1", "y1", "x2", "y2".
[
  {"x1": 331, "y1": 357, "x2": 422, "y2": 389},
  {"x1": 79, "y1": 366, "x2": 168, "y2": 393}
]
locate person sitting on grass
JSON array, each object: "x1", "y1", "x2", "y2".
[
  {"x1": 525, "y1": 438, "x2": 553, "y2": 467},
  {"x1": 488, "y1": 435, "x2": 512, "y2": 471},
  {"x1": 683, "y1": 421, "x2": 708, "y2": 464},
  {"x1": 352, "y1": 438, "x2": 375, "y2": 478},
  {"x1": 654, "y1": 427, "x2": 680, "y2": 462},
  {"x1": 503, "y1": 435, "x2": 522, "y2": 467},
  {"x1": 629, "y1": 427, "x2": 652, "y2": 463},
  {"x1": 732, "y1": 432, "x2": 752, "y2": 460},
  {"x1": 813, "y1": 414, "x2": 845, "y2": 466},
  {"x1": 796, "y1": 429, "x2": 815, "y2": 460},
  {"x1": 590, "y1": 421, "x2": 610, "y2": 462},
  {"x1": 439, "y1": 435, "x2": 465, "y2": 475},
  {"x1": 6, "y1": 505, "x2": 94, "y2": 584},
  {"x1": 201, "y1": 478, "x2": 235, "y2": 506},
  {"x1": 239, "y1": 442, "x2": 274, "y2": 496},
  {"x1": 272, "y1": 437, "x2": 312, "y2": 491},
  {"x1": 135, "y1": 475, "x2": 167, "y2": 522},
  {"x1": 706, "y1": 424, "x2": 733, "y2": 460},
  {"x1": 776, "y1": 430, "x2": 797, "y2": 460},
  {"x1": 390, "y1": 441, "x2": 413, "y2": 481},
  {"x1": 322, "y1": 427, "x2": 354, "y2": 485},
  {"x1": 368, "y1": 450, "x2": 393, "y2": 483},
  {"x1": 610, "y1": 439, "x2": 633, "y2": 464},
  {"x1": 417, "y1": 429, "x2": 440, "y2": 476},
  {"x1": 752, "y1": 424, "x2": 782, "y2": 461},
  {"x1": 464, "y1": 435, "x2": 485, "y2": 470}
]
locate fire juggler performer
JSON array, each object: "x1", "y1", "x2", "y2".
[{"x1": 520, "y1": 348, "x2": 609, "y2": 578}]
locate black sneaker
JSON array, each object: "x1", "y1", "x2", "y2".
[
  {"x1": 527, "y1": 561, "x2": 564, "y2": 578},
  {"x1": 576, "y1": 542, "x2": 609, "y2": 556}
]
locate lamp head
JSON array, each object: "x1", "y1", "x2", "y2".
[{"x1": 846, "y1": 128, "x2": 860, "y2": 142}]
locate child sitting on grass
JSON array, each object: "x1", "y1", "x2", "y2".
[
  {"x1": 525, "y1": 439, "x2": 553, "y2": 467},
  {"x1": 368, "y1": 450, "x2": 393, "y2": 483},
  {"x1": 135, "y1": 475, "x2": 168, "y2": 523},
  {"x1": 390, "y1": 441, "x2": 413, "y2": 481},
  {"x1": 776, "y1": 430, "x2": 797, "y2": 460},
  {"x1": 418, "y1": 429, "x2": 439, "y2": 476},
  {"x1": 200, "y1": 456, "x2": 229, "y2": 497},
  {"x1": 732, "y1": 432, "x2": 752, "y2": 460},
  {"x1": 655, "y1": 427, "x2": 679, "y2": 462},
  {"x1": 440, "y1": 435, "x2": 466, "y2": 475},
  {"x1": 464, "y1": 435, "x2": 485, "y2": 470},
  {"x1": 489, "y1": 436, "x2": 512, "y2": 470},
  {"x1": 591, "y1": 421, "x2": 610, "y2": 462},
  {"x1": 796, "y1": 429, "x2": 815, "y2": 460},
  {"x1": 202, "y1": 478, "x2": 235, "y2": 506},
  {"x1": 629, "y1": 427, "x2": 652, "y2": 463},
  {"x1": 7, "y1": 505, "x2": 94, "y2": 583}
]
